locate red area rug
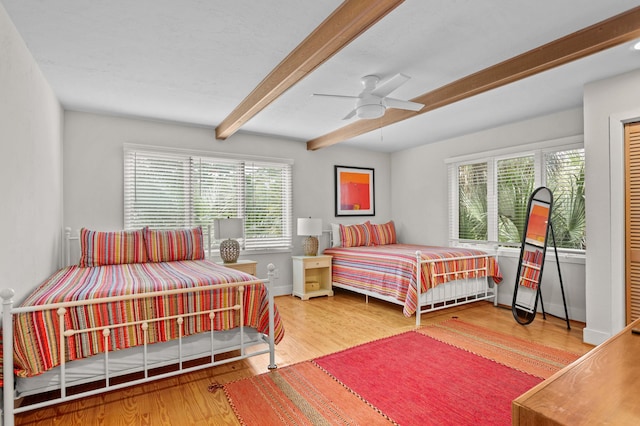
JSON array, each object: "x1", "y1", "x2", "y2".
[
  {"x1": 314, "y1": 332, "x2": 541, "y2": 425},
  {"x1": 216, "y1": 320, "x2": 580, "y2": 425}
]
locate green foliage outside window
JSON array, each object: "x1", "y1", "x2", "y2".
[{"x1": 455, "y1": 148, "x2": 585, "y2": 250}]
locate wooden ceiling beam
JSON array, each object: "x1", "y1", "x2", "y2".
[
  {"x1": 215, "y1": 0, "x2": 404, "y2": 140},
  {"x1": 307, "y1": 6, "x2": 640, "y2": 151}
]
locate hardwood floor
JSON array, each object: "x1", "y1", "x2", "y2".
[{"x1": 15, "y1": 289, "x2": 594, "y2": 425}]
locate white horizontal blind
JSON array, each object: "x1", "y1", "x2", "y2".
[
  {"x1": 124, "y1": 150, "x2": 191, "y2": 229},
  {"x1": 191, "y1": 156, "x2": 244, "y2": 245},
  {"x1": 448, "y1": 143, "x2": 584, "y2": 251},
  {"x1": 496, "y1": 154, "x2": 535, "y2": 244},
  {"x1": 244, "y1": 161, "x2": 293, "y2": 249},
  {"x1": 124, "y1": 147, "x2": 293, "y2": 250},
  {"x1": 455, "y1": 161, "x2": 489, "y2": 242},
  {"x1": 543, "y1": 148, "x2": 585, "y2": 250}
]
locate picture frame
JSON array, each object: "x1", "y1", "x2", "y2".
[{"x1": 335, "y1": 165, "x2": 375, "y2": 216}]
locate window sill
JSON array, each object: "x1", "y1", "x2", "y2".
[
  {"x1": 452, "y1": 241, "x2": 585, "y2": 265},
  {"x1": 206, "y1": 247, "x2": 293, "y2": 259},
  {"x1": 497, "y1": 246, "x2": 585, "y2": 265}
]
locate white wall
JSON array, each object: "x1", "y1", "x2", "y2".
[
  {"x1": 583, "y1": 68, "x2": 640, "y2": 344},
  {"x1": 63, "y1": 111, "x2": 392, "y2": 295},
  {"x1": 0, "y1": 4, "x2": 63, "y2": 305},
  {"x1": 391, "y1": 108, "x2": 587, "y2": 323}
]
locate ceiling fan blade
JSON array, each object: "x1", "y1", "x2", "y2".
[
  {"x1": 371, "y1": 73, "x2": 410, "y2": 97},
  {"x1": 384, "y1": 97, "x2": 424, "y2": 112},
  {"x1": 342, "y1": 109, "x2": 357, "y2": 120},
  {"x1": 312, "y1": 93, "x2": 359, "y2": 100}
]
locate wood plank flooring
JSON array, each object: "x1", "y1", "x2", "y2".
[{"x1": 14, "y1": 288, "x2": 594, "y2": 425}]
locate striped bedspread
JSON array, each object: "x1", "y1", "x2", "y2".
[
  {"x1": 323, "y1": 244, "x2": 502, "y2": 316},
  {"x1": 6, "y1": 260, "x2": 284, "y2": 379}
]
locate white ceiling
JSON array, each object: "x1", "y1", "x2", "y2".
[{"x1": 3, "y1": 0, "x2": 640, "y2": 152}]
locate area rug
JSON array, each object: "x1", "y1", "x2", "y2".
[
  {"x1": 215, "y1": 320, "x2": 581, "y2": 425},
  {"x1": 417, "y1": 318, "x2": 581, "y2": 379},
  {"x1": 216, "y1": 360, "x2": 394, "y2": 425}
]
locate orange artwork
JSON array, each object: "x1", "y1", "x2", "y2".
[
  {"x1": 335, "y1": 166, "x2": 375, "y2": 216},
  {"x1": 525, "y1": 202, "x2": 550, "y2": 246},
  {"x1": 340, "y1": 172, "x2": 371, "y2": 211}
]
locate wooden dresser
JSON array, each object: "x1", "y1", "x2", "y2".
[{"x1": 512, "y1": 318, "x2": 640, "y2": 425}]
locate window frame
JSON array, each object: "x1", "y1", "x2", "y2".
[
  {"x1": 123, "y1": 143, "x2": 294, "y2": 255},
  {"x1": 447, "y1": 135, "x2": 585, "y2": 256}
]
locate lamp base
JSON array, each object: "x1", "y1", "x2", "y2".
[
  {"x1": 220, "y1": 238, "x2": 240, "y2": 263},
  {"x1": 302, "y1": 236, "x2": 319, "y2": 256}
]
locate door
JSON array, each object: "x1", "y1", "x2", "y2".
[{"x1": 625, "y1": 121, "x2": 640, "y2": 324}]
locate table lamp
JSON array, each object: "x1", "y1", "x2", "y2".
[
  {"x1": 215, "y1": 218, "x2": 243, "y2": 263},
  {"x1": 297, "y1": 217, "x2": 322, "y2": 256}
]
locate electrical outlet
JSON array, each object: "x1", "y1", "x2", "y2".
[{"x1": 273, "y1": 268, "x2": 280, "y2": 279}]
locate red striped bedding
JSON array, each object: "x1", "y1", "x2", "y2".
[
  {"x1": 323, "y1": 244, "x2": 502, "y2": 316},
  {"x1": 6, "y1": 260, "x2": 284, "y2": 379}
]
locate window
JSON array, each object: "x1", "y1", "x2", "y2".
[
  {"x1": 124, "y1": 145, "x2": 293, "y2": 251},
  {"x1": 448, "y1": 140, "x2": 585, "y2": 251}
]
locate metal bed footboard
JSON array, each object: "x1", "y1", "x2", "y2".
[
  {"x1": 414, "y1": 251, "x2": 498, "y2": 326},
  {"x1": 1, "y1": 265, "x2": 277, "y2": 426}
]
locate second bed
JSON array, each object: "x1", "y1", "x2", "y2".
[{"x1": 324, "y1": 225, "x2": 502, "y2": 325}]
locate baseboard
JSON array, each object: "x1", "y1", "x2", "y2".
[
  {"x1": 545, "y1": 301, "x2": 585, "y2": 324},
  {"x1": 583, "y1": 327, "x2": 610, "y2": 345},
  {"x1": 272, "y1": 284, "x2": 293, "y2": 297}
]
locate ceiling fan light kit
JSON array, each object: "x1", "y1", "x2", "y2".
[
  {"x1": 314, "y1": 73, "x2": 425, "y2": 121},
  {"x1": 356, "y1": 103, "x2": 386, "y2": 119}
]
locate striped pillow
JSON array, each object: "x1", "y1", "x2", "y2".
[
  {"x1": 79, "y1": 228, "x2": 148, "y2": 267},
  {"x1": 339, "y1": 222, "x2": 373, "y2": 248},
  {"x1": 371, "y1": 221, "x2": 397, "y2": 245},
  {"x1": 144, "y1": 227, "x2": 205, "y2": 262}
]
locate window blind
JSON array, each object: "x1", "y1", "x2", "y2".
[
  {"x1": 124, "y1": 147, "x2": 293, "y2": 251},
  {"x1": 456, "y1": 162, "x2": 489, "y2": 241},
  {"x1": 245, "y1": 161, "x2": 293, "y2": 249},
  {"x1": 496, "y1": 154, "x2": 535, "y2": 244},
  {"x1": 448, "y1": 144, "x2": 585, "y2": 251},
  {"x1": 124, "y1": 150, "x2": 192, "y2": 229},
  {"x1": 543, "y1": 148, "x2": 585, "y2": 249}
]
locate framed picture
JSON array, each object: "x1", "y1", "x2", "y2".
[{"x1": 335, "y1": 165, "x2": 375, "y2": 216}]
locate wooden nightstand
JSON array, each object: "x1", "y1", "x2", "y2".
[
  {"x1": 217, "y1": 259, "x2": 257, "y2": 276},
  {"x1": 292, "y1": 255, "x2": 333, "y2": 300}
]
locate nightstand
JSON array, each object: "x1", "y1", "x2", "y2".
[
  {"x1": 217, "y1": 259, "x2": 257, "y2": 276},
  {"x1": 292, "y1": 255, "x2": 333, "y2": 300}
]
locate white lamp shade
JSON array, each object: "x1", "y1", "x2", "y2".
[
  {"x1": 297, "y1": 218, "x2": 322, "y2": 236},
  {"x1": 214, "y1": 218, "x2": 243, "y2": 239}
]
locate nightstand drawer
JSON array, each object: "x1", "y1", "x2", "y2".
[
  {"x1": 217, "y1": 260, "x2": 257, "y2": 276},
  {"x1": 303, "y1": 257, "x2": 331, "y2": 269}
]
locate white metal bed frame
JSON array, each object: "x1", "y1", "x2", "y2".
[
  {"x1": 1, "y1": 229, "x2": 278, "y2": 426},
  {"x1": 414, "y1": 250, "x2": 498, "y2": 325},
  {"x1": 330, "y1": 246, "x2": 498, "y2": 327}
]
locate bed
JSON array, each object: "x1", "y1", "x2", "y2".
[
  {"x1": 1, "y1": 226, "x2": 283, "y2": 426},
  {"x1": 324, "y1": 221, "x2": 502, "y2": 325}
]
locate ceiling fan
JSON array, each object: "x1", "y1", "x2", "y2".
[{"x1": 313, "y1": 73, "x2": 424, "y2": 120}]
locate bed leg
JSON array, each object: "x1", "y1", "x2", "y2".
[
  {"x1": 2, "y1": 289, "x2": 16, "y2": 426},
  {"x1": 266, "y1": 264, "x2": 277, "y2": 370}
]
